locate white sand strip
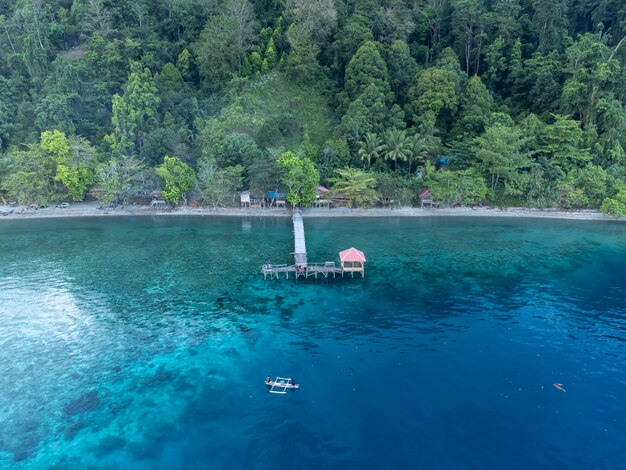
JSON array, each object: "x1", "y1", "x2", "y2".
[{"x1": 0, "y1": 202, "x2": 622, "y2": 222}]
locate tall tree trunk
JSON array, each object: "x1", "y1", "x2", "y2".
[
  {"x1": 33, "y1": 15, "x2": 45, "y2": 50},
  {"x1": 465, "y1": 19, "x2": 474, "y2": 75},
  {"x1": 609, "y1": 33, "x2": 626, "y2": 62},
  {"x1": 474, "y1": 30, "x2": 484, "y2": 75},
  {"x1": 3, "y1": 24, "x2": 15, "y2": 53}
]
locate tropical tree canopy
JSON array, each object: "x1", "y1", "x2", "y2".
[
  {"x1": 277, "y1": 151, "x2": 320, "y2": 207},
  {"x1": 0, "y1": 0, "x2": 624, "y2": 212},
  {"x1": 156, "y1": 156, "x2": 196, "y2": 204}
]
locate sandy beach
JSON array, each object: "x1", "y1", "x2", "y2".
[{"x1": 0, "y1": 201, "x2": 622, "y2": 222}]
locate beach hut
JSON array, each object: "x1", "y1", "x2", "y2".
[
  {"x1": 419, "y1": 188, "x2": 435, "y2": 208},
  {"x1": 240, "y1": 191, "x2": 251, "y2": 207},
  {"x1": 339, "y1": 247, "x2": 366, "y2": 278},
  {"x1": 314, "y1": 185, "x2": 331, "y2": 208},
  {"x1": 249, "y1": 189, "x2": 266, "y2": 208},
  {"x1": 317, "y1": 185, "x2": 330, "y2": 197},
  {"x1": 268, "y1": 191, "x2": 286, "y2": 208}
]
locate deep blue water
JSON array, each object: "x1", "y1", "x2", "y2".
[{"x1": 0, "y1": 216, "x2": 625, "y2": 469}]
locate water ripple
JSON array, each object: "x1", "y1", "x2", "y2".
[{"x1": 0, "y1": 216, "x2": 625, "y2": 467}]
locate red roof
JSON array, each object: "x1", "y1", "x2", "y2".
[{"x1": 339, "y1": 247, "x2": 366, "y2": 262}]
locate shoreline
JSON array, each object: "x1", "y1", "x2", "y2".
[{"x1": 0, "y1": 202, "x2": 622, "y2": 222}]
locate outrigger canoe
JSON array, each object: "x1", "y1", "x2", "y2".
[{"x1": 265, "y1": 376, "x2": 299, "y2": 394}]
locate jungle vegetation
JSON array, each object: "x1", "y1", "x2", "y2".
[{"x1": 1, "y1": 0, "x2": 626, "y2": 215}]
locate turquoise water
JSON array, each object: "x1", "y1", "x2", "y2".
[{"x1": 0, "y1": 216, "x2": 625, "y2": 469}]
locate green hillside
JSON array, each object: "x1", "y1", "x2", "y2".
[
  {"x1": 1, "y1": 0, "x2": 626, "y2": 214},
  {"x1": 202, "y1": 72, "x2": 335, "y2": 151}
]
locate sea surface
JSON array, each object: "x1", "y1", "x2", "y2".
[{"x1": 0, "y1": 216, "x2": 625, "y2": 469}]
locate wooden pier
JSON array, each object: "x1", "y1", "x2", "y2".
[
  {"x1": 261, "y1": 262, "x2": 341, "y2": 280},
  {"x1": 261, "y1": 208, "x2": 365, "y2": 281},
  {"x1": 292, "y1": 209, "x2": 307, "y2": 268}
]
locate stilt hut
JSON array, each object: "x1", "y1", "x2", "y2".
[
  {"x1": 339, "y1": 247, "x2": 366, "y2": 278},
  {"x1": 240, "y1": 191, "x2": 251, "y2": 208}
]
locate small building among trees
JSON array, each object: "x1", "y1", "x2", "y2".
[{"x1": 240, "y1": 190, "x2": 250, "y2": 207}]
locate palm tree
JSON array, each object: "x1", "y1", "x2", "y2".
[
  {"x1": 357, "y1": 133, "x2": 383, "y2": 169},
  {"x1": 420, "y1": 160, "x2": 437, "y2": 181},
  {"x1": 416, "y1": 117, "x2": 442, "y2": 159},
  {"x1": 406, "y1": 133, "x2": 426, "y2": 173},
  {"x1": 406, "y1": 130, "x2": 441, "y2": 173},
  {"x1": 330, "y1": 167, "x2": 378, "y2": 208},
  {"x1": 382, "y1": 128, "x2": 412, "y2": 171}
]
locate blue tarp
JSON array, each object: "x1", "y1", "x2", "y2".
[{"x1": 438, "y1": 155, "x2": 459, "y2": 165}]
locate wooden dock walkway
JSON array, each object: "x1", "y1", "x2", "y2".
[
  {"x1": 261, "y1": 208, "x2": 342, "y2": 280},
  {"x1": 261, "y1": 262, "x2": 341, "y2": 280},
  {"x1": 292, "y1": 208, "x2": 307, "y2": 267}
]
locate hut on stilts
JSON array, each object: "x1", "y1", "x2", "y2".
[
  {"x1": 338, "y1": 247, "x2": 366, "y2": 278},
  {"x1": 260, "y1": 209, "x2": 367, "y2": 281}
]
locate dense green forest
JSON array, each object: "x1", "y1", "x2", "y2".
[{"x1": 1, "y1": 0, "x2": 626, "y2": 214}]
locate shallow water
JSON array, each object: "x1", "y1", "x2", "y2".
[{"x1": 0, "y1": 216, "x2": 625, "y2": 469}]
